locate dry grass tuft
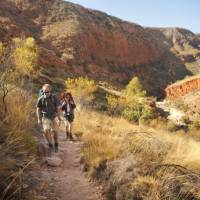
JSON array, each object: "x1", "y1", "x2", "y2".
[
  {"x1": 0, "y1": 88, "x2": 36, "y2": 200},
  {"x1": 75, "y1": 107, "x2": 200, "y2": 200}
]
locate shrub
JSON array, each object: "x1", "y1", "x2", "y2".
[
  {"x1": 0, "y1": 38, "x2": 37, "y2": 200},
  {"x1": 106, "y1": 77, "x2": 156, "y2": 123},
  {"x1": 13, "y1": 37, "x2": 39, "y2": 76},
  {"x1": 65, "y1": 77, "x2": 97, "y2": 107},
  {"x1": 124, "y1": 76, "x2": 146, "y2": 98},
  {"x1": 106, "y1": 94, "x2": 125, "y2": 115},
  {"x1": 122, "y1": 102, "x2": 156, "y2": 124}
]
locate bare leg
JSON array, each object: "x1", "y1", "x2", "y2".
[
  {"x1": 68, "y1": 122, "x2": 72, "y2": 133},
  {"x1": 44, "y1": 129, "x2": 53, "y2": 155},
  {"x1": 53, "y1": 130, "x2": 58, "y2": 144},
  {"x1": 53, "y1": 130, "x2": 59, "y2": 152},
  {"x1": 68, "y1": 122, "x2": 73, "y2": 140},
  {"x1": 44, "y1": 129, "x2": 53, "y2": 145},
  {"x1": 65, "y1": 122, "x2": 69, "y2": 139}
]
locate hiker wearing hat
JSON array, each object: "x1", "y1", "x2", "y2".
[
  {"x1": 36, "y1": 84, "x2": 61, "y2": 153},
  {"x1": 60, "y1": 92, "x2": 76, "y2": 140}
]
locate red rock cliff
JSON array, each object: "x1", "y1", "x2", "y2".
[
  {"x1": 165, "y1": 76, "x2": 200, "y2": 98},
  {"x1": 0, "y1": 0, "x2": 192, "y2": 96}
]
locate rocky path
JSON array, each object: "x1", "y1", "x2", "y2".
[{"x1": 35, "y1": 129, "x2": 104, "y2": 200}]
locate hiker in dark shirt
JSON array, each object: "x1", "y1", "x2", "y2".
[
  {"x1": 36, "y1": 84, "x2": 61, "y2": 153},
  {"x1": 61, "y1": 92, "x2": 76, "y2": 140}
]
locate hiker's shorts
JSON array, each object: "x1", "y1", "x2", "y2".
[
  {"x1": 42, "y1": 117, "x2": 58, "y2": 132},
  {"x1": 64, "y1": 114, "x2": 74, "y2": 125}
]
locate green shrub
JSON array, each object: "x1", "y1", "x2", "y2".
[
  {"x1": 122, "y1": 102, "x2": 155, "y2": 123},
  {"x1": 124, "y1": 76, "x2": 146, "y2": 98}
]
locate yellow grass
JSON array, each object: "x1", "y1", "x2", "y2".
[
  {"x1": 74, "y1": 108, "x2": 200, "y2": 199},
  {"x1": 0, "y1": 88, "x2": 36, "y2": 199},
  {"x1": 74, "y1": 108, "x2": 138, "y2": 167}
]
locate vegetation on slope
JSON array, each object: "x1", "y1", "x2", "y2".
[
  {"x1": 0, "y1": 37, "x2": 38, "y2": 200},
  {"x1": 70, "y1": 76, "x2": 200, "y2": 200}
]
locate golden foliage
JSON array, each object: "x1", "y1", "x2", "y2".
[
  {"x1": 106, "y1": 77, "x2": 155, "y2": 122},
  {"x1": 0, "y1": 37, "x2": 37, "y2": 199},
  {"x1": 65, "y1": 77, "x2": 97, "y2": 105},
  {"x1": 106, "y1": 94, "x2": 125, "y2": 114},
  {"x1": 13, "y1": 37, "x2": 38, "y2": 75},
  {"x1": 124, "y1": 76, "x2": 146, "y2": 98},
  {"x1": 0, "y1": 42, "x2": 5, "y2": 54}
]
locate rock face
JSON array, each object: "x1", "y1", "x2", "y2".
[
  {"x1": 148, "y1": 28, "x2": 200, "y2": 64},
  {"x1": 196, "y1": 34, "x2": 200, "y2": 40},
  {"x1": 0, "y1": 0, "x2": 198, "y2": 96},
  {"x1": 165, "y1": 76, "x2": 200, "y2": 98}
]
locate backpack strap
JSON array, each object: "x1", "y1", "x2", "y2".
[
  {"x1": 40, "y1": 95, "x2": 57, "y2": 110},
  {"x1": 51, "y1": 94, "x2": 58, "y2": 109}
]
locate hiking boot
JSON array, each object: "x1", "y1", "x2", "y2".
[
  {"x1": 69, "y1": 133, "x2": 74, "y2": 141},
  {"x1": 54, "y1": 143, "x2": 58, "y2": 153},
  {"x1": 66, "y1": 132, "x2": 70, "y2": 140},
  {"x1": 48, "y1": 143, "x2": 53, "y2": 156}
]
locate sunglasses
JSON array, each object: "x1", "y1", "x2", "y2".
[{"x1": 44, "y1": 91, "x2": 50, "y2": 94}]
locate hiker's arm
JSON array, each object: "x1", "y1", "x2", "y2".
[
  {"x1": 56, "y1": 106, "x2": 61, "y2": 121},
  {"x1": 70, "y1": 100, "x2": 76, "y2": 109},
  {"x1": 55, "y1": 97, "x2": 61, "y2": 120},
  {"x1": 36, "y1": 107, "x2": 42, "y2": 124},
  {"x1": 36, "y1": 98, "x2": 42, "y2": 124},
  {"x1": 61, "y1": 100, "x2": 66, "y2": 111}
]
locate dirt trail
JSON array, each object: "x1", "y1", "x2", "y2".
[{"x1": 36, "y1": 128, "x2": 104, "y2": 200}]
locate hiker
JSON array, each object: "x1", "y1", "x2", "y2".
[
  {"x1": 60, "y1": 92, "x2": 76, "y2": 140},
  {"x1": 36, "y1": 84, "x2": 61, "y2": 153}
]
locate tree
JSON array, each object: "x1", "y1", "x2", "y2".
[
  {"x1": 13, "y1": 37, "x2": 38, "y2": 76},
  {"x1": 65, "y1": 77, "x2": 97, "y2": 107},
  {"x1": 124, "y1": 76, "x2": 146, "y2": 98},
  {"x1": 0, "y1": 37, "x2": 39, "y2": 116}
]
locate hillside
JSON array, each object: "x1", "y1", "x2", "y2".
[
  {"x1": 0, "y1": 0, "x2": 195, "y2": 97},
  {"x1": 148, "y1": 27, "x2": 200, "y2": 74}
]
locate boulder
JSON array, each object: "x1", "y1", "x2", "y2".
[{"x1": 46, "y1": 157, "x2": 63, "y2": 167}]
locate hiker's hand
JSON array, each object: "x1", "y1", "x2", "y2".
[
  {"x1": 38, "y1": 119, "x2": 42, "y2": 126},
  {"x1": 62, "y1": 101, "x2": 66, "y2": 106},
  {"x1": 57, "y1": 117, "x2": 61, "y2": 127}
]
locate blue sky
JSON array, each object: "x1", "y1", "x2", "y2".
[{"x1": 65, "y1": 0, "x2": 200, "y2": 33}]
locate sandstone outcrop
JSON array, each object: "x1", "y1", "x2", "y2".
[{"x1": 165, "y1": 76, "x2": 200, "y2": 98}]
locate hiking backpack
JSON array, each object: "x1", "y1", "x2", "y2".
[
  {"x1": 41, "y1": 94, "x2": 58, "y2": 110},
  {"x1": 38, "y1": 89, "x2": 44, "y2": 98}
]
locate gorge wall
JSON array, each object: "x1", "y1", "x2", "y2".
[
  {"x1": 1, "y1": 0, "x2": 199, "y2": 97},
  {"x1": 165, "y1": 76, "x2": 200, "y2": 98}
]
